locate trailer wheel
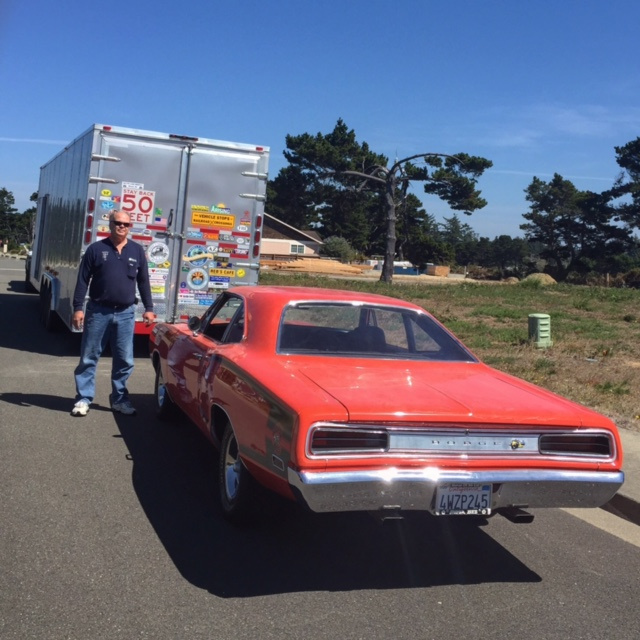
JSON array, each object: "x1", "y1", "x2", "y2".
[
  {"x1": 24, "y1": 264, "x2": 36, "y2": 294},
  {"x1": 38, "y1": 282, "x2": 49, "y2": 325},
  {"x1": 40, "y1": 284, "x2": 60, "y2": 332}
]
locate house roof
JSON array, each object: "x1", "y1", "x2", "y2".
[{"x1": 263, "y1": 212, "x2": 323, "y2": 244}]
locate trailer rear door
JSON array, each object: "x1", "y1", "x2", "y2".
[{"x1": 95, "y1": 130, "x2": 267, "y2": 325}]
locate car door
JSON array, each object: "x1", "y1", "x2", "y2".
[{"x1": 185, "y1": 295, "x2": 245, "y2": 431}]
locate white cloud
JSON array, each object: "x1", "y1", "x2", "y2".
[
  {"x1": 475, "y1": 104, "x2": 640, "y2": 150},
  {"x1": 492, "y1": 169, "x2": 614, "y2": 183}
]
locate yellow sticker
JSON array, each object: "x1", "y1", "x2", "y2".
[
  {"x1": 209, "y1": 268, "x2": 236, "y2": 277},
  {"x1": 192, "y1": 212, "x2": 235, "y2": 228},
  {"x1": 237, "y1": 269, "x2": 246, "y2": 278}
]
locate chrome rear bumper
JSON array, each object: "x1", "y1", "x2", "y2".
[{"x1": 288, "y1": 467, "x2": 624, "y2": 513}]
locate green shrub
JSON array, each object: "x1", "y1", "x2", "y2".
[{"x1": 320, "y1": 236, "x2": 356, "y2": 263}]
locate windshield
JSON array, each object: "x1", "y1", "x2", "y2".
[{"x1": 277, "y1": 302, "x2": 477, "y2": 362}]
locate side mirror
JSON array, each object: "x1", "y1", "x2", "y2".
[{"x1": 187, "y1": 316, "x2": 202, "y2": 333}]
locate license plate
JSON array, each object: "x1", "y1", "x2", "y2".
[{"x1": 434, "y1": 483, "x2": 492, "y2": 516}]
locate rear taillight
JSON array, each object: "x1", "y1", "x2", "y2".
[
  {"x1": 311, "y1": 428, "x2": 388, "y2": 454},
  {"x1": 539, "y1": 433, "x2": 613, "y2": 457}
]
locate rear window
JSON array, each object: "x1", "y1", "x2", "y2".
[{"x1": 277, "y1": 303, "x2": 477, "y2": 362}]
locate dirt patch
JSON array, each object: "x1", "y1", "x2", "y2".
[
  {"x1": 263, "y1": 258, "x2": 367, "y2": 276},
  {"x1": 262, "y1": 258, "x2": 471, "y2": 284}
]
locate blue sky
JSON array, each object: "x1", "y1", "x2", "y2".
[{"x1": 1, "y1": 0, "x2": 639, "y2": 238}]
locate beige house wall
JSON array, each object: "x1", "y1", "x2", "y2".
[{"x1": 261, "y1": 237, "x2": 321, "y2": 257}]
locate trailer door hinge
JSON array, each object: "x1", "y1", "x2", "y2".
[
  {"x1": 241, "y1": 171, "x2": 268, "y2": 180},
  {"x1": 89, "y1": 177, "x2": 118, "y2": 184},
  {"x1": 91, "y1": 154, "x2": 121, "y2": 162},
  {"x1": 239, "y1": 193, "x2": 266, "y2": 201}
]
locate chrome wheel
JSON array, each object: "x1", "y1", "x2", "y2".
[
  {"x1": 222, "y1": 431, "x2": 241, "y2": 502},
  {"x1": 218, "y1": 422, "x2": 259, "y2": 524},
  {"x1": 154, "y1": 365, "x2": 177, "y2": 420}
]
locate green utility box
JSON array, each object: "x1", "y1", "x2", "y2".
[{"x1": 528, "y1": 313, "x2": 553, "y2": 348}]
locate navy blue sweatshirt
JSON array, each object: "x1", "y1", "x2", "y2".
[{"x1": 73, "y1": 238, "x2": 153, "y2": 312}]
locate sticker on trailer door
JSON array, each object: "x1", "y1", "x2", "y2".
[
  {"x1": 190, "y1": 204, "x2": 235, "y2": 229},
  {"x1": 147, "y1": 242, "x2": 170, "y2": 266},
  {"x1": 183, "y1": 245, "x2": 212, "y2": 266},
  {"x1": 186, "y1": 268, "x2": 209, "y2": 290},
  {"x1": 121, "y1": 186, "x2": 156, "y2": 225},
  {"x1": 209, "y1": 276, "x2": 230, "y2": 289},
  {"x1": 210, "y1": 268, "x2": 235, "y2": 278},
  {"x1": 149, "y1": 268, "x2": 168, "y2": 298}
]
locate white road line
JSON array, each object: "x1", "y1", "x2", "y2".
[{"x1": 563, "y1": 507, "x2": 640, "y2": 548}]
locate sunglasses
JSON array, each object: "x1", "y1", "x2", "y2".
[{"x1": 112, "y1": 221, "x2": 131, "y2": 228}]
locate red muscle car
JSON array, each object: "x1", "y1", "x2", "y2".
[{"x1": 149, "y1": 286, "x2": 624, "y2": 524}]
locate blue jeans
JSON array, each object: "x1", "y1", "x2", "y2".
[{"x1": 74, "y1": 301, "x2": 135, "y2": 405}]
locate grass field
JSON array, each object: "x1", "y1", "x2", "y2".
[{"x1": 260, "y1": 271, "x2": 640, "y2": 433}]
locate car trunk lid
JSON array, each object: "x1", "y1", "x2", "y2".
[{"x1": 295, "y1": 361, "x2": 593, "y2": 427}]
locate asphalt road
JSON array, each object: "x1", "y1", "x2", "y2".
[{"x1": 2, "y1": 260, "x2": 640, "y2": 640}]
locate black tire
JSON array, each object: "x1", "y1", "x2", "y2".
[
  {"x1": 38, "y1": 283, "x2": 47, "y2": 325},
  {"x1": 218, "y1": 422, "x2": 259, "y2": 524},
  {"x1": 41, "y1": 285, "x2": 60, "y2": 332},
  {"x1": 24, "y1": 263, "x2": 36, "y2": 293},
  {"x1": 154, "y1": 365, "x2": 178, "y2": 420}
]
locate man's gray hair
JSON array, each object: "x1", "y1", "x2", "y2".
[{"x1": 109, "y1": 211, "x2": 132, "y2": 222}]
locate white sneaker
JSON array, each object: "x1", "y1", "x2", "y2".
[
  {"x1": 111, "y1": 400, "x2": 136, "y2": 416},
  {"x1": 72, "y1": 400, "x2": 90, "y2": 416}
]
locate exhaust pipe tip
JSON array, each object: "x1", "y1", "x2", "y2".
[{"x1": 499, "y1": 507, "x2": 535, "y2": 524}]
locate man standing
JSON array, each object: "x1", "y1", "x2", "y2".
[{"x1": 71, "y1": 211, "x2": 155, "y2": 417}]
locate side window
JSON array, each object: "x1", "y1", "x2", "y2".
[
  {"x1": 367, "y1": 309, "x2": 444, "y2": 354},
  {"x1": 223, "y1": 308, "x2": 245, "y2": 343},
  {"x1": 373, "y1": 309, "x2": 408, "y2": 351},
  {"x1": 203, "y1": 296, "x2": 244, "y2": 342},
  {"x1": 407, "y1": 316, "x2": 443, "y2": 353}
]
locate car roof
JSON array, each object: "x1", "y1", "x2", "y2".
[{"x1": 229, "y1": 285, "x2": 422, "y2": 310}]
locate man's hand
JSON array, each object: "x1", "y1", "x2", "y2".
[
  {"x1": 72, "y1": 310, "x2": 84, "y2": 330},
  {"x1": 143, "y1": 311, "x2": 155, "y2": 326}
]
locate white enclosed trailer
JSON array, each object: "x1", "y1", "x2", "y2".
[{"x1": 27, "y1": 124, "x2": 269, "y2": 333}]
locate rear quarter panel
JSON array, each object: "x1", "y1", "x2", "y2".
[{"x1": 206, "y1": 349, "x2": 350, "y2": 492}]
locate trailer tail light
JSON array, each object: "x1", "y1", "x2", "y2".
[
  {"x1": 87, "y1": 198, "x2": 95, "y2": 213},
  {"x1": 253, "y1": 230, "x2": 261, "y2": 258},
  {"x1": 84, "y1": 211, "x2": 94, "y2": 244}
]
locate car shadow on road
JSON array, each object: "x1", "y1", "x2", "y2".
[{"x1": 114, "y1": 394, "x2": 542, "y2": 597}]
